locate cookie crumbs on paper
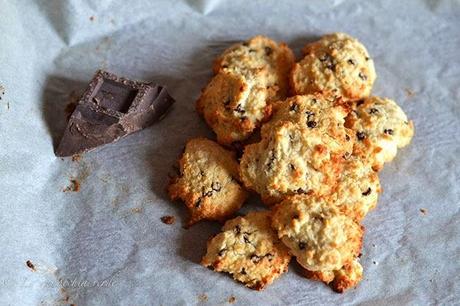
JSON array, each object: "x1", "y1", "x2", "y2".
[
  {"x1": 405, "y1": 88, "x2": 416, "y2": 98},
  {"x1": 26, "y1": 260, "x2": 36, "y2": 271},
  {"x1": 160, "y1": 215, "x2": 175, "y2": 224},
  {"x1": 197, "y1": 294, "x2": 208, "y2": 303},
  {"x1": 63, "y1": 179, "x2": 80, "y2": 192}
]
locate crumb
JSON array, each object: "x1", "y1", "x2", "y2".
[
  {"x1": 26, "y1": 260, "x2": 36, "y2": 271},
  {"x1": 89, "y1": 16, "x2": 95, "y2": 22},
  {"x1": 161, "y1": 215, "x2": 175, "y2": 225},
  {"x1": 6, "y1": 101, "x2": 9, "y2": 110},
  {"x1": 71, "y1": 154, "x2": 81, "y2": 162},
  {"x1": 110, "y1": 18, "x2": 116, "y2": 25},
  {"x1": 228, "y1": 296, "x2": 236, "y2": 304},
  {"x1": 131, "y1": 207, "x2": 143, "y2": 214},
  {"x1": 372, "y1": 244, "x2": 376, "y2": 248},
  {"x1": 198, "y1": 294, "x2": 208, "y2": 303},
  {"x1": 63, "y1": 179, "x2": 80, "y2": 192},
  {"x1": 373, "y1": 261, "x2": 378, "y2": 265},
  {"x1": 420, "y1": 208, "x2": 427, "y2": 215},
  {"x1": 405, "y1": 88, "x2": 415, "y2": 98}
]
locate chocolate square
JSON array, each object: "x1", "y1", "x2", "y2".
[{"x1": 55, "y1": 70, "x2": 175, "y2": 157}]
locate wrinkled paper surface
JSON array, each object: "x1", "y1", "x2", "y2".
[{"x1": 0, "y1": 0, "x2": 459, "y2": 305}]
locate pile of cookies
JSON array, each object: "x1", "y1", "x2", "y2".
[{"x1": 168, "y1": 33, "x2": 414, "y2": 292}]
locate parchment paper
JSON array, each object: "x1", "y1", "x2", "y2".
[{"x1": 0, "y1": 0, "x2": 459, "y2": 305}]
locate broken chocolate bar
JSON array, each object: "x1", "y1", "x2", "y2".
[{"x1": 55, "y1": 70, "x2": 175, "y2": 157}]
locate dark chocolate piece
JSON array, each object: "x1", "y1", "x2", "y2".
[{"x1": 55, "y1": 70, "x2": 175, "y2": 157}]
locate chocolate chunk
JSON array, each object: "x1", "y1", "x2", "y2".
[
  {"x1": 369, "y1": 108, "x2": 379, "y2": 114},
  {"x1": 362, "y1": 188, "x2": 372, "y2": 196},
  {"x1": 296, "y1": 188, "x2": 307, "y2": 194},
  {"x1": 384, "y1": 129, "x2": 394, "y2": 135},
  {"x1": 356, "y1": 131, "x2": 367, "y2": 141},
  {"x1": 290, "y1": 103, "x2": 299, "y2": 112},
  {"x1": 55, "y1": 70, "x2": 175, "y2": 157},
  {"x1": 264, "y1": 46, "x2": 273, "y2": 56},
  {"x1": 307, "y1": 121, "x2": 317, "y2": 128}
]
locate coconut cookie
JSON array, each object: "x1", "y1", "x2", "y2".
[
  {"x1": 330, "y1": 157, "x2": 381, "y2": 221},
  {"x1": 213, "y1": 35, "x2": 295, "y2": 100},
  {"x1": 168, "y1": 138, "x2": 248, "y2": 226},
  {"x1": 301, "y1": 258, "x2": 363, "y2": 293},
  {"x1": 201, "y1": 211, "x2": 291, "y2": 290},
  {"x1": 290, "y1": 33, "x2": 376, "y2": 101},
  {"x1": 345, "y1": 96, "x2": 414, "y2": 171},
  {"x1": 196, "y1": 36, "x2": 295, "y2": 145},
  {"x1": 239, "y1": 95, "x2": 353, "y2": 205},
  {"x1": 196, "y1": 71, "x2": 271, "y2": 145},
  {"x1": 271, "y1": 195, "x2": 363, "y2": 272}
]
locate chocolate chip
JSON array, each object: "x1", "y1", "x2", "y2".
[
  {"x1": 250, "y1": 254, "x2": 261, "y2": 263},
  {"x1": 319, "y1": 53, "x2": 330, "y2": 62},
  {"x1": 384, "y1": 129, "x2": 394, "y2": 135},
  {"x1": 345, "y1": 134, "x2": 351, "y2": 141},
  {"x1": 218, "y1": 248, "x2": 227, "y2": 256},
  {"x1": 211, "y1": 182, "x2": 221, "y2": 192},
  {"x1": 240, "y1": 268, "x2": 247, "y2": 275},
  {"x1": 234, "y1": 225, "x2": 241, "y2": 234},
  {"x1": 358, "y1": 72, "x2": 367, "y2": 81},
  {"x1": 326, "y1": 63, "x2": 336, "y2": 70},
  {"x1": 265, "y1": 46, "x2": 273, "y2": 56},
  {"x1": 348, "y1": 59, "x2": 356, "y2": 65},
  {"x1": 365, "y1": 56, "x2": 370, "y2": 61},
  {"x1": 298, "y1": 242, "x2": 306, "y2": 250},
  {"x1": 356, "y1": 131, "x2": 367, "y2": 141},
  {"x1": 343, "y1": 152, "x2": 351, "y2": 160},
  {"x1": 296, "y1": 188, "x2": 307, "y2": 194},
  {"x1": 266, "y1": 151, "x2": 277, "y2": 170},
  {"x1": 290, "y1": 103, "x2": 299, "y2": 112},
  {"x1": 203, "y1": 190, "x2": 213, "y2": 197},
  {"x1": 369, "y1": 108, "x2": 379, "y2": 114},
  {"x1": 356, "y1": 99, "x2": 365, "y2": 106},
  {"x1": 243, "y1": 235, "x2": 251, "y2": 244},
  {"x1": 311, "y1": 98, "x2": 318, "y2": 104},
  {"x1": 307, "y1": 121, "x2": 317, "y2": 128},
  {"x1": 362, "y1": 188, "x2": 372, "y2": 196},
  {"x1": 234, "y1": 104, "x2": 245, "y2": 114}
]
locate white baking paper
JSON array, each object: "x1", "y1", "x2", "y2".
[{"x1": 0, "y1": 0, "x2": 459, "y2": 305}]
